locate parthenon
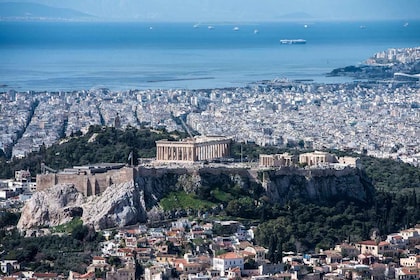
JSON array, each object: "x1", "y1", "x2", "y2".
[{"x1": 156, "y1": 136, "x2": 231, "y2": 162}]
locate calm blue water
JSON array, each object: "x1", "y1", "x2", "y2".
[{"x1": 0, "y1": 21, "x2": 419, "y2": 91}]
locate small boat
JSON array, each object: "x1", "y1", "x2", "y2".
[
  {"x1": 208, "y1": 25, "x2": 214, "y2": 30},
  {"x1": 280, "y1": 39, "x2": 306, "y2": 44},
  {"x1": 233, "y1": 26, "x2": 239, "y2": 31},
  {"x1": 403, "y1": 22, "x2": 409, "y2": 27},
  {"x1": 193, "y1": 24, "x2": 200, "y2": 28},
  {"x1": 254, "y1": 29, "x2": 259, "y2": 34}
]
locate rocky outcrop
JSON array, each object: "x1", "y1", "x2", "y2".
[
  {"x1": 82, "y1": 180, "x2": 148, "y2": 230},
  {"x1": 18, "y1": 181, "x2": 148, "y2": 231},
  {"x1": 18, "y1": 184, "x2": 85, "y2": 229},
  {"x1": 261, "y1": 166, "x2": 372, "y2": 204},
  {"x1": 18, "y1": 166, "x2": 374, "y2": 231}
]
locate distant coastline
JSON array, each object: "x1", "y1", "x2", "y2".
[
  {"x1": 328, "y1": 46, "x2": 420, "y2": 81},
  {"x1": 147, "y1": 77, "x2": 214, "y2": 83}
]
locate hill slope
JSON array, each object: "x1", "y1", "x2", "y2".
[{"x1": 0, "y1": 2, "x2": 93, "y2": 20}]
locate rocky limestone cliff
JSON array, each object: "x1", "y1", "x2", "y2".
[
  {"x1": 18, "y1": 184, "x2": 85, "y2": 229},
  {"x1": 261, "y1": 166, "x2": 372, "y2": 204},
  {"x1": 18, "y1": 166, "x2": 374, "y2": 231},
  {"x1": 82, "y1": 180, "x2": 148, "y2": 230},
  {"x1": 18, "y1": 181, "x2": 148, "y2": 231}
]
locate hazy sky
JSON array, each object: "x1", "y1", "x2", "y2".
[{"x1": 3, "y1": 0, "x2": 420, "y2": 21}]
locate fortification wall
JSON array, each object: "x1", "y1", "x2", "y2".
[
  {"x1": 36, "y1": 167, "x2": 135, "y2": 196},
  {"x1": 36, "y1": 173, "x2": 87, "y2": 194}
]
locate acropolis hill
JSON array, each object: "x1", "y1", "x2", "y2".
[
  {"x1": 21, "y1": 136, "x2": 371, "y2": 230},
  {"x1": 35, "y1": 136, "x2": 361, "y2": 198},
  {"x1": 24, "y1": 154, "x2": 370, "y2": 230}
]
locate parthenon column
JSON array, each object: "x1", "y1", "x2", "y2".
[
  {"x1": 190, "y1": 146, "x2": 193, "y2": 161},
  {"x1": 204, "y1": 146, "x2": 207, "y2": 160}
]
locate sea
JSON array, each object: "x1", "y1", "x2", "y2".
[{"x1": 0, "y1": 20, "x2": 419, "y2": 91}]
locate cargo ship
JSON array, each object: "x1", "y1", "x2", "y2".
[{"x1": 280, "y1": 39, "x2": 306, "y2": 44}]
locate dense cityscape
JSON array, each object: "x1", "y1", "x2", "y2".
[{"x1": 1, "y1": 78, "x2": 419, "y2": 166}]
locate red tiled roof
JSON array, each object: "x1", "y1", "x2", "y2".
[
  {"x1": 117, "y1": 248, "x2": 133, "y2": 253},
  {"x1": 241, "y1": 251, "x2": 255, "y2": 257},
  {"x1": 74, "y1": 271, "x2": 95, "y2": 279},
  {"x1": 172, "y1": 258, "x2": 188, "y2": 269},
  {"x1": 216, "y1": 252, "x2": 242, "y2": 259},
  {"x1": 401, "y1": 268, "x2": 419, "y2": 275}
]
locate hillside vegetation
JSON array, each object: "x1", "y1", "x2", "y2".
[
  {"x1": 361, "y1": 156, "x2": 420, "y2": 192},
  {"x1": 0, "y1": 125, "x2": 186, "y2": 178}
]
